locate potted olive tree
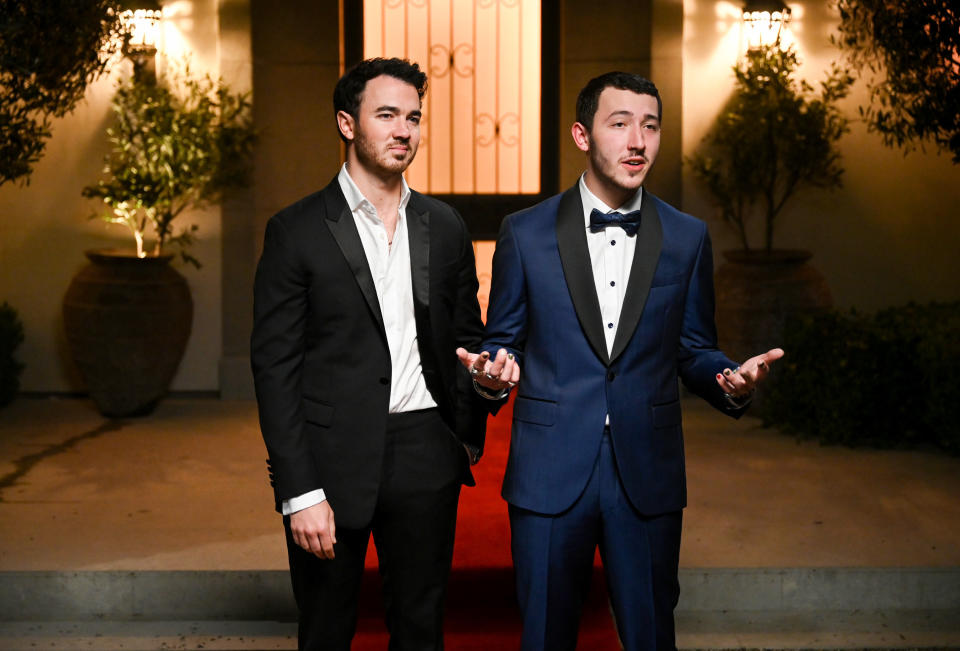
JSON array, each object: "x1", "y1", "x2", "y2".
[
  {"x1": 63, "y1": 64, "x2": 255, "y2": 416},
  {"x1": 688, "y1": 44, "x2": 853, "y2": 366}
]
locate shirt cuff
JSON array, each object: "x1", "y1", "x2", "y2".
[{"x1": 281, "y1": 488, "x2": 327, "y2": 516}]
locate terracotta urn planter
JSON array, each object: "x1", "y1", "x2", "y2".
[
  {"x1": 715, "y1": 249, "x2": 832, "y2": 368},
  {"x1": 62, "y1": 250, "x2": 193, "y2": 417}
]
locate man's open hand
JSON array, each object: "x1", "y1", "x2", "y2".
[
  {"x1": 456, "y1": 347, "x2": 519, "y2": 391},
  {"x1": 715, "y1": 348, "x2": 785, "y2": 398}
]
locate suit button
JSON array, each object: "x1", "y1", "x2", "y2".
[
  {"x1": 608, "y1": 372, "x2": 616, "y2": 381},
  {"x1": 379, "y1": 377, "x2": 389, "y2": 385}
]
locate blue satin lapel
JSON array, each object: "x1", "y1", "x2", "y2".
[
  {"x1": 406, "y1": 204, "x2": 430, "y2": 311},
  {"x1": 322, "y1": 187, "x2": 386, "y2": 337},
  {"x1": 610, "y1": 195, "x2": 663, "y2": 363},
  {"x1": 556, "y1": 186, "x2": 610, "y2": 366}
]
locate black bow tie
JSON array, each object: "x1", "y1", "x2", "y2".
[{"x1": 589, "y1": 208, "x2": 642, "y2": 236}]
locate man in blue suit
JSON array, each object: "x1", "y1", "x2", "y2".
[{"x1": 458, "y1": 72, "x2": 783, "y2": 650}]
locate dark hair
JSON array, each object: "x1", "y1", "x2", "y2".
[
  {"x1": 333, "y1": 58, "x2": 428, "y2": 142},
  {"x1": 575, "y1": 72, "x2": 662, "y2": 132}
]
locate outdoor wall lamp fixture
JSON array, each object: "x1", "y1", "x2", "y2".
[
  {"x1": 742, "y1": 0, "x2": 791, "y2": 50},
  {"x1": 120, "y1": 0, "x2": 162, "y2": 82}
]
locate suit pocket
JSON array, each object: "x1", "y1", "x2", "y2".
[
  {"x1": 302, "y1": 396, "x2": 334, "y2": 427},
  {"x1": 650, "y1": 275, "x2": 683, "y2": 288},
  {"x1": 651, "y1": 400, "x2": 682, "y2": 428},
  {"x1": 513, "y1": 396, "x2": 557, "y2": 426}
]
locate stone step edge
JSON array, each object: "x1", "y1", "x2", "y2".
[
  {"x1": 2, "y1": 614, "x2": 960, "y2": 651},
  {"x1": 1, "y1": 568, "x2": 958, "y2": 621}
]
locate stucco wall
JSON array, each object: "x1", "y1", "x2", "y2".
[
  {"x1": 5, "y1": 1, "x2": 956, "y2": 394},
  {"x1": 0, "y1": 0, "x2": 224, "y2": 392},
  {"x1": 681, "y1": 1, "x2": 960, "y2": 311}
]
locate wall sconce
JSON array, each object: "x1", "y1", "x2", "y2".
[
  {"x1": 742, "y1": 0, "x2": 791, "y2": 50},
  {"x1": 120, "y1": 0, "x2": 162, "y2": 82}
]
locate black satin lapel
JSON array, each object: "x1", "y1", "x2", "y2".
[
  {"x1": 323, "y1": 191, "x2": 385, "y2": 334},
  {"x1": 406, "y1": 205, "x2": 430, "y2": 311},
  {"x1": 556, "y1": 186, "x2": 609, "y2": 366},
  {"x1": 610, "y1": 194, "x2": 663, "y2": 363}
]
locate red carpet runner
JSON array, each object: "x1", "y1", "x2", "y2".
[{"x1": 353, "y1": 396, "x2": 622, "y2": 649}]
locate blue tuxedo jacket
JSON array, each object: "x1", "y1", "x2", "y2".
[{"x1": 483, "y1": 185, "x2": 745, "y2": 517}]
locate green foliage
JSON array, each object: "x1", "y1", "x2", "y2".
[
  {"x1": 0, "y1": 301, "x2": 25, "y2": 407},
  {"x1": 688, "y1": 45, "x2": 853, "y2": 251},
  {"x1": 833, "y1": 0, "x2": 960, "y2": 163},
  {"x1": 0, "y1": 0, "x2": 122, "y2": 187},
  {"x1": 760, "y1": 302, "x2": 960, "y2": 454},
  {"x1": 82, "y1": 63, "x2": 256, "y2": 267}
]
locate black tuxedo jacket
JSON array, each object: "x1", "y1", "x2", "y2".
[{"x1": 251, "y1": 176, "x2": 487, "y2": 529}]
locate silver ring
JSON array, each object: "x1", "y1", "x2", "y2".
[
  {"x1": 484, "y1": 372, "x2": 497, "y2": 380},
  {"x1": 470, "y1": 367, "x2": 479, "y2": 376}
]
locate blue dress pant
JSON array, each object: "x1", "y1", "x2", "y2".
[{"x1": 509, "y1": 429, "x2": 683, "y2": 651}]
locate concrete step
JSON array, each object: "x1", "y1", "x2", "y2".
[
  {"x1": 2, "y1": 612, "x2": 960, "y2": 650},
  {"x1": 676, "y1": 609, "x2": 960, "y2": 649},
  {"x1": 1, "y1": 568, "x2": 959, "y2": 649},
  {"x1": 3, "y1": 568, "x2": 959, "y2": 621},
  {"x1": 0, "y1": 620, "x2": 294, "y2": 651}
]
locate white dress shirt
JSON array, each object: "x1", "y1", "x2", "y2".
[
  {"x1": 578, "y1": 175, "x2": 643, "y2": 426},
  {"x1": 579, "y1": 175, "x2": 643, "y2": 355},
  {"x1": 283, "y1": 164, "x2": 437, "y2": 515}
]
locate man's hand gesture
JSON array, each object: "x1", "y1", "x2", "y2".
[
  {"x1": 715, "y1": 348, "x2": 785, "y2": 398},
  {"x1": 456, "y1": 347, "x2": 519, "y2": 392}
]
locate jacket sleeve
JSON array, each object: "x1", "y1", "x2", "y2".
[
  {"x1": 483, "y1": 214, "x2": 527, "y2": 365},
  {"x1": 677, "y1": 223, "x2": 748, "y2": 417},
  {"x1": 451, "y1": 210, "x2": 493, "y2": 452},
  {"x1": 250, "y1": 216, "x2": 322, "y2": 506}
]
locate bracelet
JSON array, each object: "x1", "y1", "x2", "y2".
[
  {"x1": 723, "y1": 390, "x2": 754, "y2": 408},
  {"x1": 464, "y1": 443, "x2": 482, "y2": 465},
  {"x1": 473, "y1": 378, "x2": 510, "y2": 401}
]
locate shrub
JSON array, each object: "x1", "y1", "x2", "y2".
[
  {"x1": 760, "y1": 301, "x2": 960, "y2": 453},
  {"x1": 0, "y1": 0, "x2": 122, "y2": 187},
  {"x1": 833, "y1": 0, "x2": 960, "y2": 163}
]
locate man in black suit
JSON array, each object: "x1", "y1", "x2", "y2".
[{"x1": 251, "y1": 57, "x2": 488, "y2": 651}]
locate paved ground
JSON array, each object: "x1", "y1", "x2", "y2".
[
  {"x1": 2, "y1": 395, "x2": 959, "y2": 571},
  {"x1": 1, "y1": 395, "x2": 959, "y2": 650}
]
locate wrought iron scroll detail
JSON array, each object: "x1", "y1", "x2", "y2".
[
  {"x1": 429, "y1": 43, "x2": 475, "y2": 78},
  {"x1": 386, "y1": 0, "x2": 427, "y2": 8},
  {"x1": 476, "y1": 112, "x2": 519, "y2": 147}
]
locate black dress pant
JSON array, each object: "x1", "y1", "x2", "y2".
[{"x1": 284, "y1": 408, "x2": 467, "y2": 651}]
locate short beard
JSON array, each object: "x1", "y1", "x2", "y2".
[{"x1": 354, "y1": 133, "x2": 415, "y2": 175}]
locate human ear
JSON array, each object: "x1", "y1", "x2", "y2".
[
  {"x1": 571, "y1": 122, "x2": 590, "y2": 153},
  {"x1": 337, "y1": 110, "x2": 355, "y2": 142}
]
